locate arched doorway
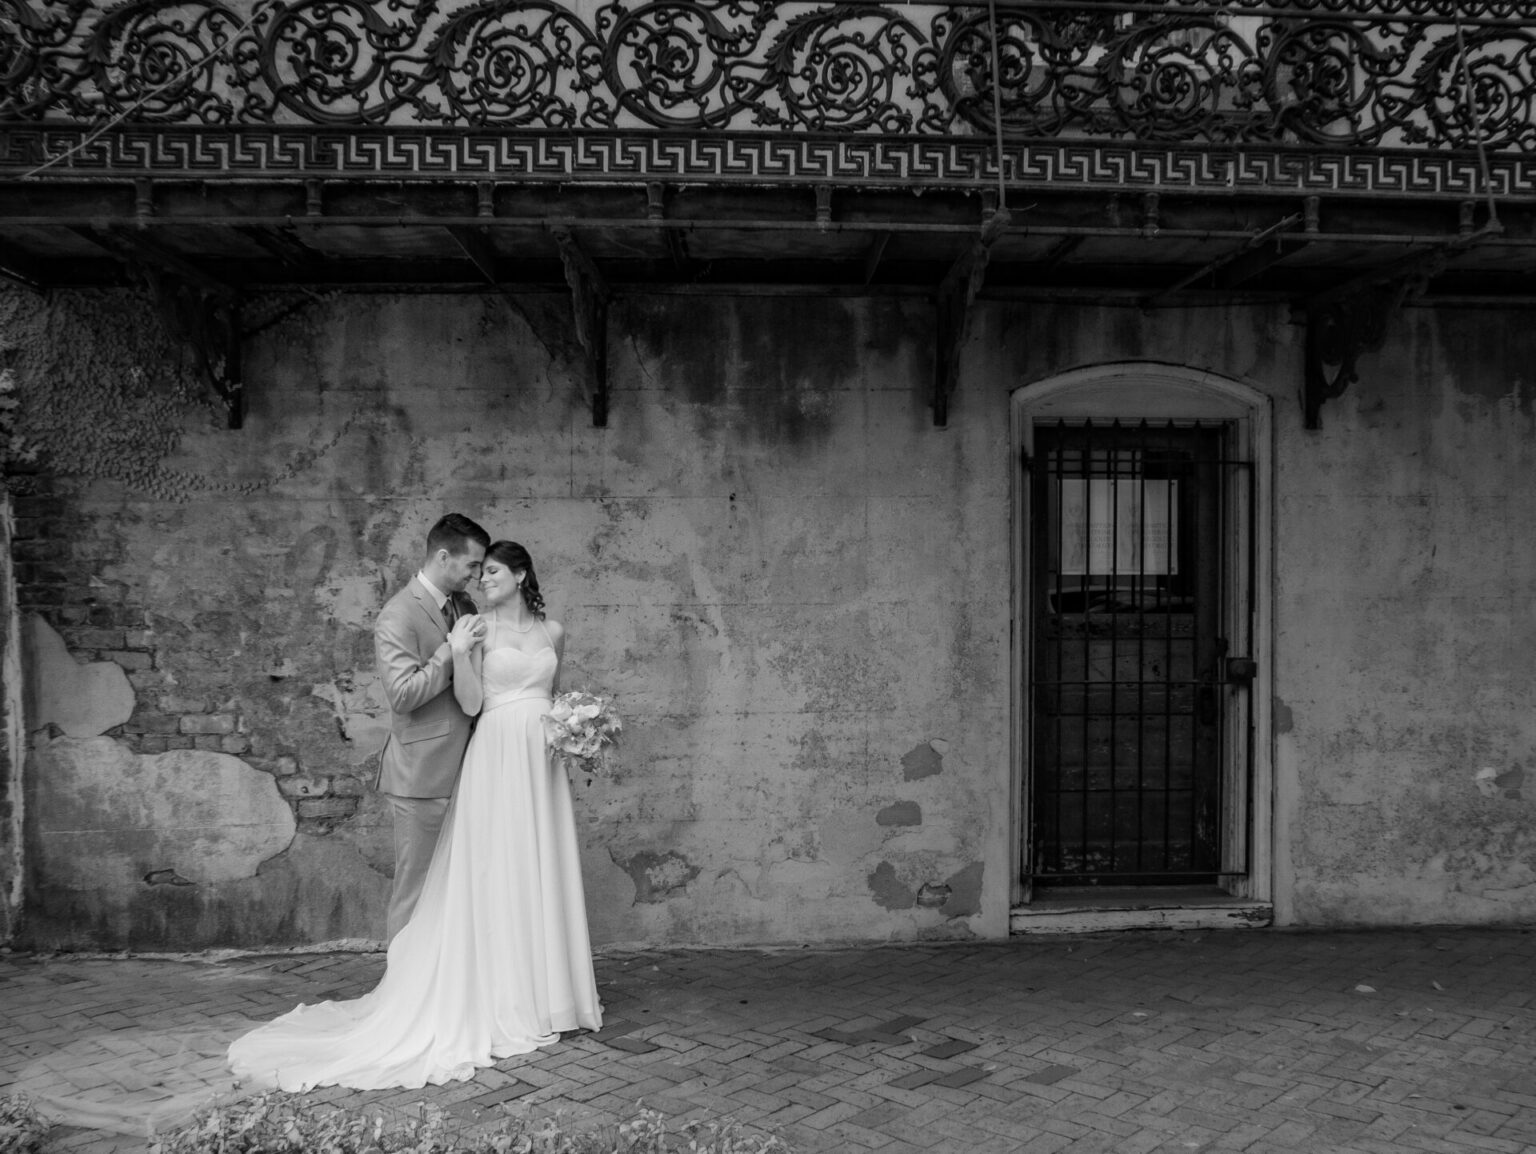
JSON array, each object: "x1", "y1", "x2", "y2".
[{"x1": 1011, "y1": 365, "x2": 1274, "y2": 930}]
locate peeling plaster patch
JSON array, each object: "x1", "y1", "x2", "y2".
[
  {"x1": 1273, "y1": 698, "x2": 1294, "y2": 735},
  {"x1": 617, "y1": 850, "x2": 699, "y2": 904},
  {"x1": 901, "y1": 741, "x2": 945, "y2": 781},
  {"x1": 940, "y1": 861, "x2": 985, "y2": 918},
  {"x1": 34, "y1": 736, "x2": 296, "y2": 890},
  {"x1": 25, "y1": 615, "x2": 134, "y2": 738},
  {"x1": 314, "y1": 567, "x2": 388, "y2": 628},
  {"x1": 876, "y1": 801, "x2": 922, "y2": 827},
  {"x1": 1474, "y1": 767, "x2": 1500, "y2": 797},
  {"x1": 311, "y1": 671, "x2": 390, "y2": 764},
  {"x1": 867, "y1": 861, "x2": 916, "y2": 910}
]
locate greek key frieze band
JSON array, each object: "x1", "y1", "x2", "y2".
[{"x1": 2, "y1": 128, "x2": 1529, "y2": 199}]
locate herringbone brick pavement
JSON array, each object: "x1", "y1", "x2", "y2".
[{"x1": 2, "y1": 929, "x2": 1534, "y2": 1153}]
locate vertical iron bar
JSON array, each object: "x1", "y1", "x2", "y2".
[
  {"x1": 1130, "y1": 424, "x2": 1142, "y2": 872},
  {"x1": 1162, "y1": 424, "x2": 1175, "y2": 877},
  {"x1": 1188, "y1": 422, "x2": 1200, "y2": 873},
  {"x1": 1163, "y1": 420, "x2": 1176, "y2": 874},
  {"x1": 1081, "y1": 420, "x2": 1094, "y2": 878},
  {"x1": 1053, "y1": 425, "x2": 1068, "y2": 876},
  {"x1": 1213, "y1": 426, "x2": 1226, "y2": 878},
  {"x1": 1107, "y1": 420, "x2": 1120, "y2": 878},
  {"x1": 1244, "y1": 458, "x2": 1257, "y2": 879}
]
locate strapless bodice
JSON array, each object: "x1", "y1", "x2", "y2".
[{"x1": 482, "y1": 645, "x2": 557, "y2": 708}]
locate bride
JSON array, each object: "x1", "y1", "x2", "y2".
[{"x1": 229, "y1": 541, "x2": 603, "y2": 1091}]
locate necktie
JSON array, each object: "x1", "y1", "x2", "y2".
[{"x1": 442, "y1": 598, "x2": 457, "y2": 629}]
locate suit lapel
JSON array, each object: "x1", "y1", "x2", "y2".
[{"x1": 408, "y1": 577, "x2": 449, "y2": 639}]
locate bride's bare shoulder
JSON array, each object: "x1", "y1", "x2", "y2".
[{"x1": 543, "y1": 617, "x2": 565, "y2": 644}]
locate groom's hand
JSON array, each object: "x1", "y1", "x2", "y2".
[{"x1": 449, "y1": 614, "x2": 485, "y2": 655}]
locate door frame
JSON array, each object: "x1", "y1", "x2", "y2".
[{"x1": 1011, "y1": 363, "x2": 1274, "y2": 907}]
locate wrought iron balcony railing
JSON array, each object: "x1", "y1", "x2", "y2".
[{"x1": 1, "y1": 0, "x2": 1532, "y2": 153}]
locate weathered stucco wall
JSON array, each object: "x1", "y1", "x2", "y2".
[
  {"x1": 1272, "y1": 307, "x2": 1536, "y2": 925},
  {"x1": 19, "y1": 292, "x2": 1009, "y2": 950},
  {"x1": 14, "y1": 291, "x2": 1536, "y2": 949},
  {"x1": 999, "y1": 301, "x2": 1536, "y2": 927}
]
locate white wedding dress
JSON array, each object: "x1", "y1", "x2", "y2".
[{"x1": 229, "y1": 624, "x2": 603, "y2": 1091}]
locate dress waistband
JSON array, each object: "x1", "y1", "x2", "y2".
[{"x1": 483, "y1": 689, "x2": 552, "y2": 713}]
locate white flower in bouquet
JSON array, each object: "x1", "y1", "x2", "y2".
[{"x1": 542, "y1": 690, "x2": 622, "y2": 778}]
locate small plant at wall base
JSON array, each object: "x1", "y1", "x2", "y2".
[
  {"x1": 148, "y1": 1094, "x2": 796, "y2": 1153},
  {"x1": 0, "y1": 1093, "x2": 52, "y2": 1153}
]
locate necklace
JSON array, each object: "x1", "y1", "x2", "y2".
[{"x1": 489, "y1": 611, "x2": 535, "y2": 634}]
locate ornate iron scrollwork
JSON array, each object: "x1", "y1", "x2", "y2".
[
  {"x1": 430, "y1": 1, "x2": 609, "y2": 127},
  {"x1": 2, "y1": 0, "x2": 1535, "y2": 149}
]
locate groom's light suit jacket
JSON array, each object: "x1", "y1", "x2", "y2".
[{"x1": 374, "y1": 576, "x2": 476, "y2": 799}]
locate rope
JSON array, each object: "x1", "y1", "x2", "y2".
[{"x1": 1450, "y1": 1, "x2": 1502, "y2": 231}]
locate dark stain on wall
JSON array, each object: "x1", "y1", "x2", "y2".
[
  {"x1": 635, "y1": 300, "x2": 736, "y2": 408},
  {"x1": 1429, "y1": 309, "x2": 1536, "y2": 409},
  {"x1": 624, "y1": 296, "x2": 867, "y2": 448},
  {"x1": 876, "y1": 801, "x2": 922, "y2": 827}
]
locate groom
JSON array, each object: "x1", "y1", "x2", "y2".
[{"x1": 374, "y1": 512, "x2": 491, "y2": 941}]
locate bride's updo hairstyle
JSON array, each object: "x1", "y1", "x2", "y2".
[{"x1": 487, "y1": 540, "x2": 545, "y2": 620}]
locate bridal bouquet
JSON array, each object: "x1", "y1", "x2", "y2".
[{"x1": 542, "y1": 690, "x2": 622, "y2": 778}]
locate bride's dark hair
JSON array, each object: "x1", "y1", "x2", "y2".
[{"x1": 486, "y1": 540, "x2": 545, "y2": 619}]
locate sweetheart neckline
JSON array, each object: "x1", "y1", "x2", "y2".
[{"x1": 484, "y1": 645, "x2": 554, "y2": 658}]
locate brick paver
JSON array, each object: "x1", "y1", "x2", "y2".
[{"x1": 1, "y1": 930, "x2": 1534, "y2": 1152}]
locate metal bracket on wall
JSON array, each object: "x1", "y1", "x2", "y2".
[
  {"x1": 551, "y1": 226, "x2": 610, "y2": 428},
  {"x1": 1301, "y1": 224, "x2": 1498, "y2": 430},
  {"x1": 1302, "y1": 285, "x2": 1408, "y2": 432},
  {"x1": 145, "y1": 272, "x2": 245, "y2": 430},
  {"x1": 933, "y1": 208, "x2": 1010, "y2": 427}
]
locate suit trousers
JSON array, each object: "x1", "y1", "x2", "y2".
[{"x1": 383, "y1": 793, "x2": 451, "y2": 941}]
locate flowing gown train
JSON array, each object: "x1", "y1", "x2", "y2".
[{"x1": 228, "y1": 634, "x2": 602, "y2": 1091}]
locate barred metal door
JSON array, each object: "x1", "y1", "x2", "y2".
[{"x1": 1028, "y1": 421, "x2": 1253, "y2": 886}]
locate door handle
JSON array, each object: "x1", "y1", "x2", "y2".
[{"x1": 1225, "y1": 657, "x2": 1257, "y2": 686}]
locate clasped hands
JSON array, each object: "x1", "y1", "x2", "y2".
[{"x1": 448, "y1": 613, "x2": 488, "y2": 655}]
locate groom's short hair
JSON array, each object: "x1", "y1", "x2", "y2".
[{"x1": 426, "y1": 513, "x2": 490, "y2": 558}]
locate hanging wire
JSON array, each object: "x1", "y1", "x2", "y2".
[
  {"x1": 986, "y1": 0, "x2": 1009, "y2": 212},
  {"x1": 20, "y1": 3, "x2": 268, "y2": 180},
  {"x1": 1450, "y1": 1, "x2": 1502, "y2": 232}
]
